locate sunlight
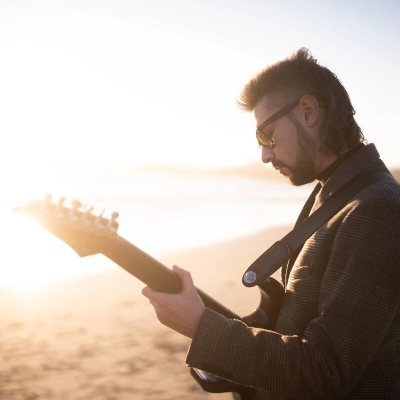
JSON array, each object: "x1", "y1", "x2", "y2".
[
  {"x1": 5, "y1": 277, "x2": 50, "y2": 295},
  {"x1": 1, "y1": 0, "x2": 399, "y2": 295},
  {"x1": 0, "y1": 0, "x2": 261, "y2": 170},
  {"x1": 0, "y1": 206, "x2": 112, "y2": 292}
]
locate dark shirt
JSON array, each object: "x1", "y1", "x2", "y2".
[{"x1": 316, "y1": 143, "x2": 364, "y2": 183}]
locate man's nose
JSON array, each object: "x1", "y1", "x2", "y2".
[{"x1": 261, "y1": 146, "x2": 275, "y2": 164}]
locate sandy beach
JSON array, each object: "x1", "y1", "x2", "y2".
[
  {"x1": 0, "y1": 225, "x2": 289, "y2": 400},
  {"x1": 2, "y1": 165, "x2": 398, "y2": 400}
]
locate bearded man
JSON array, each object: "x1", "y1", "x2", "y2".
[{"x1": 142, "y1": 48, "x2": 400, "y2": 399}]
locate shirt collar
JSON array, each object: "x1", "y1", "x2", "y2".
[{"x1": 316, "y1": 143, "x2": 365, "y2": 184}]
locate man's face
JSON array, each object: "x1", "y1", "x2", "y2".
[{"x1": 254, "y1": 97, "x2": 318, "y2": 186}]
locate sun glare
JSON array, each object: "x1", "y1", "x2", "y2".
[
  {"x1": 0, "y1": 187, "x2": 111, "y2": 293},
  {"x1": 1, "y1": 0, "x2": 399, "y2": 296}
]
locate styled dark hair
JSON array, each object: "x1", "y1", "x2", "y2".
[{"x1": 237, "y1": 48, "x2": 365, "y2": 156}]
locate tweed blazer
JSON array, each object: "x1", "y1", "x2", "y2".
[{"x1": 186, "y1": 144, "x2": 400, "y2": 399}]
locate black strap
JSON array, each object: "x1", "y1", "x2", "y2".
[{"x1": 242, "y1": 171, "x2": 395, "y2": 288}]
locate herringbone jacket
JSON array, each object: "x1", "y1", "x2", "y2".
[{"x1": 186, "y1": 144, "x2": 400, "y2": 399}]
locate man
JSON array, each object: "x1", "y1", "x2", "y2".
[{"x1": 142, "y1": 48, "x2": 400, "y2": 399}]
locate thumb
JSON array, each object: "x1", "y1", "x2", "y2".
[{"x1": 172, "y1": 265, "x2": 195, "y2": 292}]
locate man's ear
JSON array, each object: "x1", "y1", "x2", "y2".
[{"x1": 298, "y1": 95, "x2": 320, "y2": 127}]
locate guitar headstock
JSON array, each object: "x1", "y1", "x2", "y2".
[{"x1": 13, "y1": 194, "x2": 120, "y2": 257}]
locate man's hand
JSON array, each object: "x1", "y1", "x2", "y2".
[{"x1": 141, "y1": 265, "x2": 205, "y2": 338}]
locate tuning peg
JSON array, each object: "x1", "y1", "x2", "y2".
[
  {"x1": 55, "y1": 196, "x2": 66, "y2": 218},
  {"x1": 93, "y1": 208, "x2": 107, "y2": 235},
  {"x1": 81, "y1": 205, "x2": 95, "y2": 232},
  {"x1": 68, "y1": 199, "x2": 82, "y2": 224},
  {"x1": 84, "y1": 205, "x2": 94, "y2": 214},
  {"x1": 44, "y1": 193, "x2": 52, "y2": 203},
  {"x1": 71, "y1": 200, "x2": 82, "y2": 210},
  {"x1": 41, "y1": 193, "x2": 53, "y2": 212},
  {"x1": 107, "y1": 214, "x2": 117, "y2": 236},
  {"x1": 72, "y1": 200, "x2": 81, "y2": 209},
  {"x1": 106, "y1": 211, "x2": 120, "y2": 238}
]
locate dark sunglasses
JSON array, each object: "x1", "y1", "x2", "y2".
[{"x1": 256, "y1": 99, "x2": 300, "y2": 149}]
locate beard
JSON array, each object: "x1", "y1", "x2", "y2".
[{"x1": 273, "y1": 119, "x2": 317, "y2": 186}]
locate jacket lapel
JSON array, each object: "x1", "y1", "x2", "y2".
[{"x1": 281, "y1": 143, "x2": 382, "y2": 286}]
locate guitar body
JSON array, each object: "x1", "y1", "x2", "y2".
[{"x1": 14, "y1": 195, "x2": 285, "y2": 400}]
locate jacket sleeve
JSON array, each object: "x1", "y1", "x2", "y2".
[{"x1": 186, "y1": 192, "x2": 400, "y2": 399}]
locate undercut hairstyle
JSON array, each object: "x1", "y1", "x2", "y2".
[{"x1": 237, "y1": 48, "x2": 365, "y2": 156}]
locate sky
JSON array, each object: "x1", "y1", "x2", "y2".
[
  {"x1": 0, "y1": 0, "x2": 399, "y2": 290},
  {"x1": 1, "y1": 0, "x2": 400, "y2": 171}
]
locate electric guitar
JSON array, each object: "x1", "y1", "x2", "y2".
[{"x1": 14, "y1": 194, "x2": 285, "y2": 400}]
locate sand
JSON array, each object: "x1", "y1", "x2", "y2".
[{"x1": 0, "y1": 226, "x2": 289, "y2": 400}]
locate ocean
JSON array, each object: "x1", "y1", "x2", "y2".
[{"x1": 1, "y1": 166, "x2": 312, "y2": 288}]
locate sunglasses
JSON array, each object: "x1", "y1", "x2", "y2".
[{"x1": 256, "y1": 99, "x2": 300, "y2": 149}]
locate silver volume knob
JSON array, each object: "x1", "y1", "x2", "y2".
[{"x1": 243, "y1": 271, "x2": 257, "y2": 284}]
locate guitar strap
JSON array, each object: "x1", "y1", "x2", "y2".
[
  {"x1": 242, "y1": 170, "x2": 395, "y2": 288},
  {"x1": 281, "y1": 182, "x2": 322, "y2": 286}
]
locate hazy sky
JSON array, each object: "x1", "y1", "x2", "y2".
[{"x1": 1, "y1": 0, "x2": 399, "y2": 169}]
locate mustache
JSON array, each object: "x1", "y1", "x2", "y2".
[{"x1": 272, "y1": 160, "x2": 287, "y2": 170}]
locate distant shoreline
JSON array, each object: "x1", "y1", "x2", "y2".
[
  {"x1": 135, "y1": 163, "x2": 400, "y2": 183},
  {"x1": 23, "y1": 161, "x2": 400, "y2": 183}
]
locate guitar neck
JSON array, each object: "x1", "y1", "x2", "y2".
[
  {"x1": 13, "y1": 197, "x2": 242, "y2": 320},
  {"x1": 102, "y1": 236, "x2": 241, "y2": 320}
]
